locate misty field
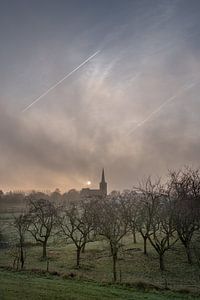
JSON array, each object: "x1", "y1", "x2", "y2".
[
  {"x1": 0, "y1": 269, "x2": 198, "y2": 300},
  {"x1": 0, "y1": 212, "x2": 200, "y2": 299}
]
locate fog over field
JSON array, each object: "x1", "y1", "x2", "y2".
[{"x1": 0, "y1": 0, "x2": 200, "y2": 191}]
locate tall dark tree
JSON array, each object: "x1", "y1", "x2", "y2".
[
  {"x1": 58, "y1": 200, "x2": 94, "y2": 267},
  {"x1": 169, "y1": 168, "x2": 200, "y2": 264},
  {"x1": 13, "y1": 214, "x2": 29, "y2": 269},
  {"x1": 134, "y1": 177, "x2": 162, "y2": 255},
  {"x1": 122, "y1": 190, "x2": 140, "y2": 244},
  {"x1": 93, "y1": 195, "x2": 129, "y2": 282},
  {"x1": 27, "y1": 198, "x2": 57, "y2": 259},
  {"x1": 147, "y1": 196, "x2": 178, "y2": 271}
]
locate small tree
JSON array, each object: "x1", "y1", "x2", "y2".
[
  {"x1": 147, "y1": 197, "x2": 178, "y2": 271},
  {"x1": 169, "y1": 168, "x2": 200, "y2": 264},
  {"x1": 27, "y1": 198, "x2": 57, "y2": 259},
  {"x1": 122, "y1": 190, "x2": 140, "y2": 244},
  {"x1": 58, "y1": 200, "x2": 94, "y2": 268},
  {"x1": 135, "y1": 177, "x2": 162, "y2": 255},
  {"x1": 191, "y1": 231, "x2": 200, "y2": 269},
  {"x1": 13, "y1": 214, "x2": 29, "y2": 269},
  {"x1": 94, "y1": 195, "x2": 129, "y2": 282}
]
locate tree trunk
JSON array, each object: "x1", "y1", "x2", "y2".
[
  {"x1": 20, "y1": 244, "x2": 24, "y2": 269},
  {"x1": 159, "y1": 253, "x2": 165, "y2": 271},
  {"x1": 76, "y1": 247, "x2": 81, "y2": 267},
  {"x1": 42, "y1": 241, "x2": 47, "y2": 259},
  {"x1": 81, "y1": 242, "x2": 86, "y2": 253},
  {"x1": 185, "y1": 244, "x2": 192, "y2": 264},
  {"x1": 46, "y1": 260, "x2": 49, "y2": 272},
  {"x1": 132, "y1": 228, "x2": 137, "y2": 244},
  {"x1": 16, "y1": 257, "x2": 19, "y2": 270},
  {"x1": 167, "y1": 235, "x2": 170, "y2": 248},
  {"x1": 143, "y1": 236, "x2": 148, "y2": 255},
  {"x1": 112, "y1": 254, "x2": 117, "y2": 282}
]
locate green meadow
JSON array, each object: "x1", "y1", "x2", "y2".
[
  {"x1": 0, "y1": 212, "x2": 200, "y2": 299},
  {"x1": 0, "y1": 269, "x2": 199, "y2": 300}
]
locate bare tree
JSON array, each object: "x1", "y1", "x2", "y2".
[
  {"x1": 191, "y1": 231, "x2": 200, "y2": 269},
  {"x1": 12, "y1": 214, "x2": 29, "y2": 269},
  {"x1": 27, "y1": 198, "x2": 57, "y2": 259},
  {"x1": 169, "y1": 168, "x2": 200, "y2": 264},
  {"x1": 134, "y1": 177, "x2": 162, "y2": 255},
  {"x1": 147, "y1": 196, "x2": 178, "y2": 271},
  {"x1": 122, "y1": 190, "x2": 140, "y2": 244},
  {"x1": 58, "y1": 200, "x2": 94, "y2": 268},
  {"x1": 93, "y1": 195, "x2": 129, "y2": 282}
]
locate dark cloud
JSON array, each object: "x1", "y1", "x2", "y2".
[{"x1": 0, "y1": 0, "x2": 200, "y2": 192}]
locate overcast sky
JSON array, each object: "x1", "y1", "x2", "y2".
[{"x1": 0, "y1": 0, "x2": 200, "y2": 192}]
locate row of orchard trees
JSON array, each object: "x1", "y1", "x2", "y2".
[{"x1": 12, "y1": 167, "x2": 200, "y2": 281}]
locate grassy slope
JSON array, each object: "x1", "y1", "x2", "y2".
[
  {"x1": 0, "y1": 270, "x2": 198, "y2": 300},
  {"x1": 1, "y1": 237, "x2": 200, "y2": 290},
  {"x1": 1, "y1": 212, "x2": 200, "y2": 295}
]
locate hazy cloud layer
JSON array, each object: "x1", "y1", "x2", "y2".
[{"x1": 0, "y1": 0, "x2": 200, "y2": 191}]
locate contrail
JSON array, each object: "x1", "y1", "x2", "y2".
[
  {"x1": 128, "y1": 81, "x2": 198, "y2": 136},
  {"x1": 22, "y1": 50, "x2": 100, "y2": 113}
]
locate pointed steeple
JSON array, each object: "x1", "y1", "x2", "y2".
[
  {"x1": 100, "y1": 168, "x2": 107, "y2": 196},
  {"x1": 101, "y1": 168, "x2": 105, "y2": 183}
]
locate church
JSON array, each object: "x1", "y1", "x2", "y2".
[{"x1": 80, "y1": 169, "x2": 107, "y2": 198}]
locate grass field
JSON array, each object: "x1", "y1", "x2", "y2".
[
  {"x1": 0, "y1": 269, "x2": 199, "y2": 300},
  {"x1": 0, "y1": 212, "x2": 200, "y2": 298}
]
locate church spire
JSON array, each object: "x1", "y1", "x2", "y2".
[
  {"x1": 100, "y1": 168, "x2": 107, "y2": 196},
  {"x1": 101, "y1": 168, "x2": 105, "y2": 183}
]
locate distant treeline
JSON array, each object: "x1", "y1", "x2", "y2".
[{"x1": 0, "y1": 189, "x2": 80, "y2": 213}]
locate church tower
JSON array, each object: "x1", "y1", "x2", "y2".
[{"x1": 99, "y1": 168, "x2": 107, "y2": 196}]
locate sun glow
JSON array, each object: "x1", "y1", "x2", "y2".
[{"x1": 87, "y1": 180, "x2": 91, "y2": 186}]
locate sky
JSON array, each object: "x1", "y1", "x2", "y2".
[{"x1": 0, "y1": 0, "x2": 200, "y2": 192}]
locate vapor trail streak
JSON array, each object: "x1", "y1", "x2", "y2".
[
  {"x1": 129, "y1": 81, "x2": 197, "y2": 135},
  {"x1": 22, "y1": 50, "x2": 100, "y2": 113}
]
